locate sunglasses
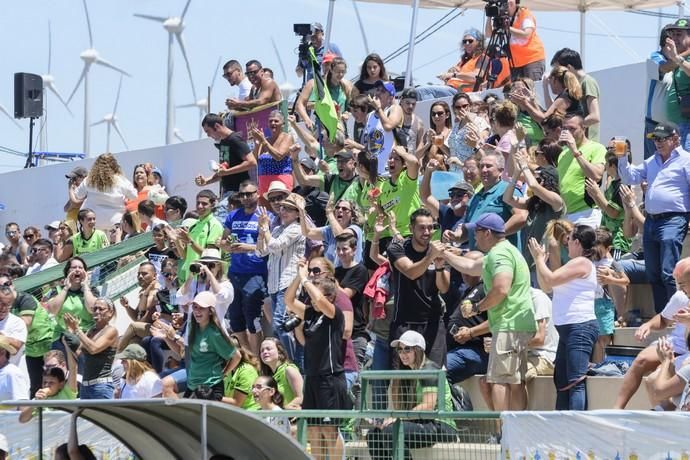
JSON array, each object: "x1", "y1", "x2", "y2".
[
  {"x1": 268, "y1": 195, "x2": 288, "y2": 203},
  {"x1": 308, "y1": 267, "x2": 322, "y2": 275},
  {"x1": 246, "y1": 69, "x2": 261, "y2": 76},
  {"x1": 24, "y1": 233, "x2": 36, "y2": 239},
  {"x1": 30, "y1": 247, "x2": 48, "y2": 254},
  {"x1": 5, "y1": 231, "x2": 17, "y2": 236},
  {"x1": 162, "y1": 272, "x2": 174, "y2": 279},
  {"x1": 237, "y1": 191, "x2": 257, "y2": 199},
  {"x1": 222, "y1": 69, "x2": 238, "y2": 80},
  {"x1": 462, "y1": 39, "x2": 475, "y2": 45},
  {"x1": 397, "y1": 346, "x2": 414, "y2": 354},
  {"x1": 334, "y1": 206, "x2": 351, "y2": 212},
  {"x1": 0, "y1": 281, "x2": 12, "y2": 291},
  {"x1": 448, "y1": 191, "x2": 467, "y2": 198},
  {"x1": 432, "y1": 111, "x2": 447, "y2": 117}
]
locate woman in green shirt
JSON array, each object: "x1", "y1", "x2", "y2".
[
  {"x1": 55, "y1": 208, "x2": 109, "y2": 262},
  {"x1": 259, "y1": 337, "x2": 303, "y2": 409},
  {"x1": 222, "y1": 335, "x2": 260, "y2": 410},
  {"x1": 367, "y1": 331, "x2": 457, "y2": 460}
]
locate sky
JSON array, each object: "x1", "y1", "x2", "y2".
[{"x1": 0, "y1": 0, "x2": 681, "y2": 173}]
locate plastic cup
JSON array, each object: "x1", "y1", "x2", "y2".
[
  {"x1": 433, "y1": 135, "x2": 444, "y2": 147},
  {"x1": 614, "y1": 136, "x2": 627, "y2": 157}
]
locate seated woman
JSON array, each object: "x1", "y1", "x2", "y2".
[
  {"x1": 55, "y1": 208, "x2": 109, "y2": 262},
  {"x1": 116, "y1": 343, "x2": 162, "y2": 399},
  {"x1": 366, "y1": 331, "x2": 457, "y2": 460},
  {"x1": 259, "y1": 337, "x2": 303, "y2": 409},
  {"x1": 252, "y1": 375, "x2": 291, "y2": 436},
  {"x1": 222, "y1": 335, "x2": 260, "y2": 410}
]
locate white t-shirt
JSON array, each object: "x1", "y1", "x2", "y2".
[
  {"x1": 0, "y1": 363, "x2": 29, "y2": 402},
  {"x1": 0, "y1": 313, "x2": 28, "y2": 366},
  {"x1": 74, "y1": 175, "x2": 138, "y2": 230},
  {"x1": 120, "y1": 371, "x2": 162, "y2": 399},
  {"x1": 263, "y1": 406, "x2": 291, "y2": 436},
  {"x1": 528, "y1": 288, "x2": 558, "y2": 364},
  {"x1": 238, "y1": 77, "x2": 253, "y2": 101},
  {"x1": 661, "y1": 290, "x2": 690, "y2": 355},
  {"x1": 27, "y1": 257, "x2": 59, "y2": 276}
]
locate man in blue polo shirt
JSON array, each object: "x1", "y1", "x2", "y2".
[
  {"x1": 220, "y1": 180, "x2": 271, "y2": 354},
  {"x1": 457, "y1": 151, "x2": 527, "y2": 250}
]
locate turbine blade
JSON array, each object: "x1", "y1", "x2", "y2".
[
  {"x1": 175, "y1": 32, "x2": 197, "y2": 102},
  {"x1": 0, "y1": 104, "x2": 22, "y2": 129},
  {"x1": 180, "y1": 0, "x2": 192, "y2": 20},
  {"x1": 113, "y1": 75, "x2": 123, "y2": 114},
  {"x1": 113, "y1": 121, "x2": 129, "y2": 150},
  {"x1": 176, "y1": 103, "x2": 197, "y2": 108},
  {"x1": 82, "y1": 0, "x2": 94, "y2": 47},
  {"x1": 90, "y1": 119, "x2": 107, "y2": 126},
  {"x1": 209, "y1": 56, "x2": 222, "y2": 92},
  {"x1": 174, "y1": 129, "x2": 185, "y2": 142},
  {"x1": 47, "y1": 21, "x2": 52, "y2": 73},
  {"x1": 133, "y1": 13, "x2": 167, "y2": 23},
  {"x1": 47, "y1": 83, "x2": 74, "y2": 116},
  {"x1": 270, "y1": 36, "x2": 288, "y2": 83},
  {"x1": 67, "y1": 65, "x2": 88, "y2": 104},
  {"x1": 94, "y1": 57, "x2": 132, "y2": 77}
]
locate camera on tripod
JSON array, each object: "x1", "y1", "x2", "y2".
[
  {"x1": 484, "y1": 0, "x2": 515, "y2": 29},
  {"x1": 294, "y1": 23, "x2": 313, "y2": 63}
]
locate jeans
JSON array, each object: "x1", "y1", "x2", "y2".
[
  {"x1": 367, "y1": 420, "x2": 458, "y2": 460},
  {"x1": 371, "y1": 335, "x2": 391, "y2": 410},
  {"x1": 680, "y1": 122, "x2": 690, "y2": 151},
  {"x1": 352, "y1": 335, "x2": 371, "y2": 370},
  {"x1": 643, "y1": 213, "x2": 690, "y2": 313},
  {"x1": 446, "y1": 344, "x2": 489, "y2": 384},
  {"x1": 554, "y1": 320, "x2": 598, "y2": 410},
  {"x1": 271, "y1": 290, "x2": 304, "y2": 371},
  {"x1": 617, "y1": 258, "x2": 648, "y2": 284},
  {"x1": 141, "y1": 336, "x2": 170, "y2": 374},
  {"x1": 80, "y1": 382, "x2": 114, "y2": 400}
]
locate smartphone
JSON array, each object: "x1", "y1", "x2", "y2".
[{"x1": 449, "y1": 324, "x2": 460, "y2": 336}]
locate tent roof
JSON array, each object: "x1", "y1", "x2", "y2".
[
  {"x1": 356, "y1": 0, "x2": 681, "y2": 12},
  {"x1": 10, "y1": 399, "x2": 310, "y2": 460}
]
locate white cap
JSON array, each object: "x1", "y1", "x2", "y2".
[
  {"x1": 0, "y1": 433, "x2": 8, "y2": 453},
  {"x1": 391, "y1": 330, "x2": 426, "y2": 351}
]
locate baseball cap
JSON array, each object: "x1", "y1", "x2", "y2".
[
  {"x1": 300, "y1": 157, "x2": 317, "y2": 172},
  {"x1": 400, "y1": 87, "x2": 418, "y2": 101},
  {"x1": 193, "y1": 291, "x2": 217, "y2": 309},
  {"x1": 65, "y1": 166, "x2": 88, "y2": 179},
  {"x1": 669, "y1": 18, "x2": 690, "y2": 30},
  {"x1": 44, "y1": 220, "x2": 61, "y2": 231},
  {"x1": 391, "y1": 330, "x2": 426, "y2": 351},
  {"x1": 322, "y1": 52, "x2": 337, "y2": 64},
  {"x1": 646, "y1": 122, "x2": 679, "y2": 139},
  {"x1": 374, "y1": 80, "x2": 396, "y2": 97},
  {"x1": 115, "y1": 343, "x2": 147, "y2": 361},
  {"x1": 464, "y1": 212, "x2": 505, "y2": 233},
  {"x1": 180, "y1": 218, "x2": 197, "y2": 229},
  {"x1": 334, "y1": 150, "x2": 354, "y2": 160},
  {"x1": 312, "y1": 22, "x2": 324, "y2": 32},
  {"x1": 448, "y1": 180, "x2": 474, "y2": 197}
]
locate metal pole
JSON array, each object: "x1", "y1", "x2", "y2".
[
  {"x1": 38, "y1": 407, "x2": 43, "y2": 460},
  {"x1": 405, "y1": 0, "x2": 421, "y2": 88},
  {"x1": 680, "y1": 1, "x2": 685, "y2": 18},
  {"x1": 201, "y1": 403, "x2": 208, "y2": 460},
  {"x1": 352, "y1": 0, "x2": 370, "y2": 55},
  {"x1": 579, "y1": 10, "x2": 586, "y2": 68},
  {"x1": 325, "y1": 0, "x2": 336, "y2": 52}
]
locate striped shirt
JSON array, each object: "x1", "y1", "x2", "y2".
[{"x1": 256, "y1": 222, "x2": 306, "y2": 294}]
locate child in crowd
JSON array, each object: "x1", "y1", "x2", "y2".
[
  {"x1": 252, "y1": 375, "x2": 291, "y2": 436},
  {"x1": 593, "y1": 228, "x2": 616, "y2": 363}
]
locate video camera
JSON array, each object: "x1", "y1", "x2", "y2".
[
  {"x1": 484, "y1": 0, "x2": 516, "y2": 30},
  {"x1": 294, "y1": 23, "x2": 313, "y2": 63}
]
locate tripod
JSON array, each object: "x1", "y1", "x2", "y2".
[{"x1": 473, "y1": 18, "x2": 515, "y2": 92}]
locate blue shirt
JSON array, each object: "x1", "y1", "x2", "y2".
[
  {"x1": 618, "y1": 147, "x2": 690, "y2": 215},
  {"x1": 223, "y1": 208, "x2": 271, "y2": 275},
  {"x1": 320, "y1": 224, "x2": 363, "y2": 267},
  {"x1": 439, "y1": 203, "x2": 463, "y2": 232},
  {"x1": 464, "y1": 180, "x2": 523, "y2": 250}
]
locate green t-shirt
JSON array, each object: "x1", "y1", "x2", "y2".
[
  {"x1": 13, "y1": 294, "x2": 54, "y2": 358},
  {"x1": 224, "y1": 362, "x2": 260, "y2": 410},
  {"x1": 482, "y1": 240, "x2": 536, "y2": 333},
  {"x1": 322, "y1": 173, "x2": 358, "y2": 203},
  {"x1": 601, "y1": 179, "x2": 631, "y2": 253},
  {"x1": 69, "y1": 230, "x2": 109, "y2": 255},
  {"x1": 557, "y1": 141, "x2": 606, "y2": 214},
  {"x1": 180, "y1": 212, "x2": 224, "y2": 282},
  {"x1": 580, "y1": 74, "x2": 600, "y2": 142},
  {"x1": 187, "y1": 324, "x2": 236, "y2": 390},
  {"x1": 414, "y1": 360, "x2": 455, "y2": 428},
  {"x1": 667, "y1": 56, "x2": 690, "y2": 124},
  {"x1": 517, "y1": 112, "x2": 543, "y2": 147},
  {"x1": 49, "y1": 385, "x2": 77, "y2": 401},
  {"x1": 273, "y1": 362, "x2": 299, "y2": 406},
  {"x1": 377, "y1": 171, "x2": 421, "y2": 239},
  {"x1": 52, "y1": 288, "x2": 95, "y2": 341}
]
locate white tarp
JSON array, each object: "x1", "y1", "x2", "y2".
[
  {"x1": 501, "y1": 410, "x2": 690, "y2": 459},
  {"x1": 356, "y1": 0, "x2": 681, "y2": 12}
]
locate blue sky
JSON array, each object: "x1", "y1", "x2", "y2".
[{"x1": 0, "y1": 0, "x2": 678, "y2": 172}]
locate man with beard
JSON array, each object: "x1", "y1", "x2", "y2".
[{"x1": 225, "y1": 60, "x2": 281, "y2": 111}]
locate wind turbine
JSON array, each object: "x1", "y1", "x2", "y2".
[
  {"x1": 270, "y1": 37, "x2": 296, "y2": 102},
  {"x1": 39, "y1": 22, "x2": 73, "y2": 152},
  {"x1": 0, "y1": 104, "x2": 21, "y2": 130},
  {"x1": 177, "y1": 56, "x2": 221, "y2": 139},
  {"x1": 134, "y1": 0, "x2": 197, "y2": 145},
  {"x1": 67, "y1": 0, "x2": 131, "y2": 156},
  {"x1": 91, "y1": 75, "x2": 128, "y2": 152}
]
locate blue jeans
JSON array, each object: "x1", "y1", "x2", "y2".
[
  {"x1": 446, "y1": 344, "x2": 489, "y2": 384},
  {"x1": 680, "y1": 122, "x2": 690, "y2": 151},
  {"x1": 371, "y1": 335, "x2": 390, "y2": 410},
  {"x1": 80, "y1": 382, "x2": 114, "y2": 400},
  {"x1": 617, "y1": 258, "x2": 648, "y2": 284},
  {"x1": 141, "y1": 336, "x2": 169, "y2": 374},
  {"x1": 643, "y1": 213, "x2": 690, "y2": 313},
  {"x1": 271, "y1": 290, "x2": 303, "y2": 371},
  {"x1": 554, "y1": 320, "x2": 598, "y2": 410}
]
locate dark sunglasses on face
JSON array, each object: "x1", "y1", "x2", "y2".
[
  {"x1": 237, "y1": 191, "x2": 257, "y2": 199},
  {"x1": 6, "y1": 231, "x2": 17, "y2": 236},
  {"x1": 462, "y1": 39, "x2": 475, "y2": 45},
  {"x1": 432, "y1": 111, "x2": 447, "y2": 117},
  {"x1": 308, "y1": 267, "x2": 322, "y2": 275},
  {"x1": 24, "y1": 233, "x2": 36, "y2": 239},
  {"x1": 335, "y1": 206, "x2": 351, "y2": 212},
  {"x1": 268, "y1": 195, "x2": 288, "y2": 203},
  {"x1": 448, "y1": 191, "x2": 467, "y2": 198},
  {"x1": 162, "y1": 272, "x2": 174, "y2": 279},
  {"x1": 454, "y1": 104, "x2": 469, "y2": 110},
  {"x1": 246, "y1": 69, "x2": 261, "y2": 76}
]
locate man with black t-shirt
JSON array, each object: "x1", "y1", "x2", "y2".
[
  {"x1": 387, "y1": 208, "x2": 449, "y2": 366},
  {"x1": 195, "y1": 113, "x2": 257, "y2": 197},
  {"x1": 446, "y1": 251, "x2": 489, "y2": 384},
  {"x1": 334, "y1": 233, "x2": 370, "y2": 369}
]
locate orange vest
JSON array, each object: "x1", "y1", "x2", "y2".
[
  {"x1": 509, "y1": 8, "x2": 545, "y2": 68},
  {"x1": 446, "y1": 54, "x2": 511, "y2": 92}
]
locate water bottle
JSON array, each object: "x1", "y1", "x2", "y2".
[{"x1": 246, "y1": 233, "x2": 254, "y2": 245}]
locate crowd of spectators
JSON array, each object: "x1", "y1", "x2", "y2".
[{"x1": 4, "y1": 11, "x2": 690, "y2": 458}]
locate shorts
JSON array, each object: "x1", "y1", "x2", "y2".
[
  {"x1": 525, "y1": 355, "x2": 555, "y2": 382},
  {"x1": 303, "y1": 373, "x2": 353, "y2": 424},
  {"x1": 486, "y1": 331, "x2": 532, "y2": 385},
  {"x1": 510, "y1": 60, "x2": 545, "y2": 81},
  {"x1": 594, "y1": 298, "x2": 615, "y2": 336},
  {"x1": 228, "y1": 272, "x2": 268, "y2": 333}
]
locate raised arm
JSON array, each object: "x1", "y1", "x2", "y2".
[
  {"x1": 420, "y1": 160, "x2": 441, "y2": 219},
  {"x1": 294, "y1": 80, "x2": 316, "y2": 130},
  {"x1": 289, "y1": 144, "x2": 323, "y2": 189}
]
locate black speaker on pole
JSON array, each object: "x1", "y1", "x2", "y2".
[{"x1": 14, "y1": 72, "x2": 43, "y2": 119}]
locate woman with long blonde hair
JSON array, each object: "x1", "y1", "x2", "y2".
[
  {"x1": 116, "y1": 343, "x2": 162, "y2": 399},
  {"x1": 543, "y1": 218, "x2": 574, "y2": 271},
  {"x1": 512, "y1": 65, "x2": 583, "y2": 124},
  {"x1": 73, "y1": 153, "x2": 138, "y2": 230}
]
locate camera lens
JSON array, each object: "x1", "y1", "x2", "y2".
[
  {"x1": 281, "y1": 314, "x2": 302, "y2": 332},
  {"x1": 189, "y1": 263, "x2": 201, "y2": 274}
]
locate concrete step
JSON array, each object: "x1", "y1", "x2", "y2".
[{"x1": 612, "y1": 327, "x2": 671, "y2": 348}]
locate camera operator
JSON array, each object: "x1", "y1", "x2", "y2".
[
  {"x1": 484, "y1": 0, "x2": 545, "y2": 81},
  {"x1": 63, "y1": 166, "x2": 88, "y2": 234},
  {"x1": 295, "y1": 22, "x2": 342, "y2": 81}
]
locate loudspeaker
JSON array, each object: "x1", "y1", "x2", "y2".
[{"x1": 14, "y1": 73, "x2": 43, "y2": 119}]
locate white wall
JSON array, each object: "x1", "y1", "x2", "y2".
[{"x1": 0, "y1": 139, "x2": 217, "y2": 232}]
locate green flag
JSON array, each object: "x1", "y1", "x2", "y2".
[{"x1": 309, "y1": 47, "x2": 339, "y2": 142}]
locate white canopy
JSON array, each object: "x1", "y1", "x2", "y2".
[{"x1": 325, "y1": 0, "x2": 684, "y2": 86}]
